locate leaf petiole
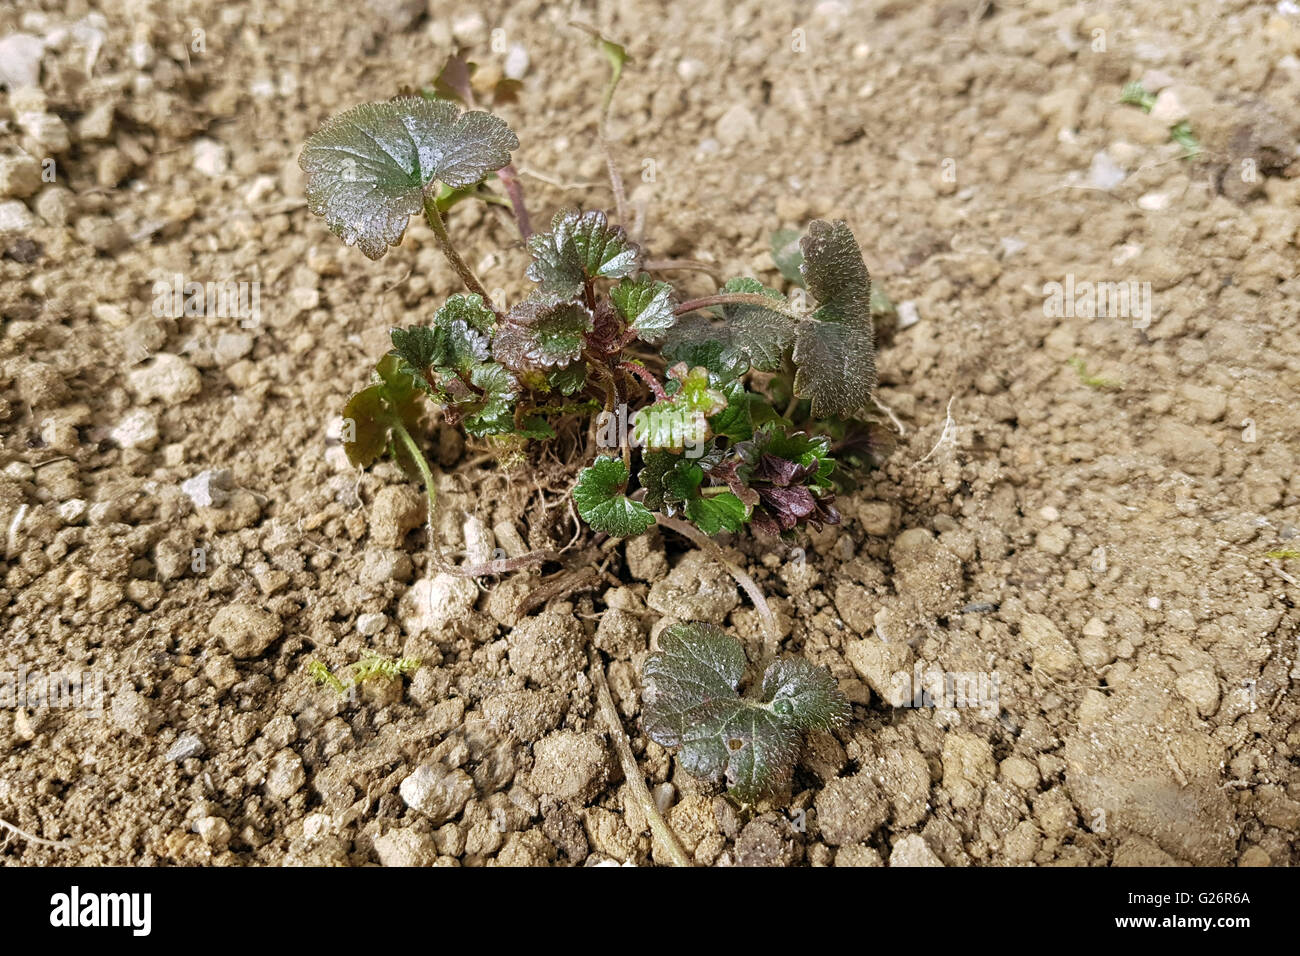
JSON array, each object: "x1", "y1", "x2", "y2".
[{"x1": 422, "y1": 194, "x2": 501, "y2": 320}]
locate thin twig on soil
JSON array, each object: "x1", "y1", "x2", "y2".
[
  {"x1": 589, "y1": 650, "x2": 692, "y2": 867},
  {"x1": 0, "y1": 814, "x2": 76, "y2": 850}
]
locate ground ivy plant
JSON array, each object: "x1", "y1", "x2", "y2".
[
  {"x1": 643, "y1": 623, "x2": 850, "y2": 801},
  {"x1": 300, "y1": 48, "x2": 892, "y2": 551}
]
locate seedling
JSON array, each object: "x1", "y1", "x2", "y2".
[
  {"x1": 308, "y1": 656, "x2": 421, "y2": 697},
  {"x1": 1068, "y1": 357, "x2": 1123, "y2": 390},
  {"x1": 301, "y1": 44, "x2": 890, "y2": 557},
  {"x1": 642, "y1": 622, "x2": 849, "y2": 802},
  {"x1": 1119, "y1": 81, "x2": 1202, "y2": 158}
]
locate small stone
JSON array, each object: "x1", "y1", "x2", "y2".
[
  {"x1": 165, "y1": 732, "x2": 205, "y2": 762},
  {"x1": 1174, "y1": 668, "x2": 1219, "y2": 718},
  {"x1": 889, "y1": 834, "x2": 944, "y2": 867},
  {"x1": 1148, "y1": 87, "x2": 1188, "y2": 126},
  {"x1": 360, "y1": 548, "x2": 413, "y2": 587},
  {"x1": 194, "y1": 816, "x2": 231, "y2": 848},
  {"x1": 128, "y1": 353, "x2": 202, "y2": 405},
  {"x1": 16, "y1": 111, "x2": 69, "y2": 153},
  {"x1": 1035, "y1": 523, "x2": 1072, "y2": 556},
  {"x1": 75, "y1": 215, "x2": 128, "y2": 254},
  {"x1": 192, "y1": 138, "x2": 229, "y2": 177},
  {"x1": 181, "y1": 469, "x2": 233, "y2": 508},
  {"x1": 504, "y1": 44, "x2": 530, "y2": 80},
  {"x1": 1020, "y1": 613, "x2": 1079, "y2": 679},
  {"x1": 507, "y1": 609, "x2": 586, "y2": 687},
  {"x1": 715, "y1": 104, "x2": 758, "y2": 146},
  {"x1": 110, "y1": 408, "x2": 159, "y2": 450},
  {"x1": 0, "y1": 200, "x2": 38, "y2": 233},
  {"x1": 400, "y1": 762, "x2": 475, "y2": 824},
  {"x1": 373, "y1": 828, "x2": 438, "y2": 867},
  {"x1": 646, "y1": 550, "x2": 739, "y2": 624},
  {"x1": 897, "y1": 300, "x2": 921, "y2": 329},
  {"x1": 34, "y1": 186, "x2": 73, "y2": 226},
  {"x1": 264, "y1": 749, "x2": 306, "y2": 800},
  {"x1": 999, "y1": 755, "x2": 1040, "y2": 791},
  {"x1": 57, "y1": 499, "x2": 87, "y2": 524},
  {"x1": 1088, "y1": 151, "x2": 1126, "y2": 190},
  {"x1": 815, "y1": 772, "x2": 890, "y2": 845},
  {"x1": 209, "y1": 603, "x2": 282, "y2": 659},
  {"x1": 356, "y1": 612, "x2": 387, "y2": 636},
  {"x1": 845, "y1": 637, "x2": 912, "y2": 706},
  {"x1": 213, "y1": 332, "x2": 254, "y2": 366},
  {"x1": 0, "y1": 34, "x2": 44, "y2": 89},
  {"x1": 528, "y1": 730, "x2": 613, "y2": 804},
  {"x1": 110, "y1": 688, "x2": 155, "y2": 737},
  {"x1": 369, "y1": 484, "x2": 424, "y2": 547},
  {"x1": 0, "y1": 150, "x2": 42, "y2": 199},
  {"x1": 398, "y1": 572, "x2": 478, "y2": 637}
]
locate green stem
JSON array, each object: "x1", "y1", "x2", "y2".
[
  {"x1": 422, "y1": 195, "x2": 500, "y2": 320},
  {"x1": 390, "y1": 417, "x2": 445, "y2": 569}
]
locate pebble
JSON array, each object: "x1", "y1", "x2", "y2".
[
  {"x1": 0, "y1": 200, "x2": 39, "y2": 233},
  {"x1": 16, "y1": 110, "x2": 70, "y2": 153},
  {"x1": 1035, "y1": 523, "x2": 1072, "y2": 556},
  {"x1": 209, "y1": 603, "x2": 282, "y2": 658},
  {"x1": 1020, "y1": 613, "x2": 1079, "y2": 679},
  {"x1": 181, "y1": 469, "x2": 232, "y2": 508},
  {"x1": 58, "y1": 499, "x2": 88, "y2": 524},
  {"x1": 1148, "y1": 87, "x2": 1188, "y2": 126},
  {"x1": 400, "y1": 762, "x2": 475, "y2": 824},
  {"x1": 0, "y1": 34, "x2": 44, "y2": 89},
  {"x1": 1087, "y1": 151, "x2": 1126, "y2": 190},
  {"x1": 110, "y1": 408, "x2": 159, "y2": 450},
  {"x1": 369, "y1": 484, "x2": 424, "y2": 547},
  {"x1": 360, "y1": 548, "x2": 413, "y2": 587},
  {"x1": 889, "y1": 834, "x2": 944, "y2": 867},
  {"x1": 373, "y1": 828, "x2": 438, "y2": 867},
  {"x1": 356, "y1": 612, "x2": 387, "y2": 636},
  {"x1": 398, "y1": 572, "x2": 477, "y2": 636},
  {"x1": 528, "y1": 731, "x2": 613, "y2": 804},
  {"x1": 1174, "y1": 668, "x2": 1219, "y2": 718},
  {"x1": 192, "y1": 138, "x2": 229, "y2": 177},
  {"x1": 845, "y1": 637, "x2": 912, "y2": 706},
  {"x1": 213, "y1": 332, "x2": 254, "y2": 366},
  {"x1": 504, "y1": 44, "x2": 530, "y2": 80},
  {"x1": 194, "y1": 816, "x2": 231, "y2": 848},
  {"x1": 165, "y1": 732, "x2": 205, "y2": 762},
  {"x1": 897, "y1": 300, "x2": 921, "y2": 328},
  {"x1": 127, "y1": 353, "x2": 202, "y2": 405},
  {"x1": 715, "y1": 104, "x2": 758, "y2": 146},
  {"x1": 0, "y1": 150, "x2": 42, "y2": 199},
  {"x1": 264, "y1": 748, "x2": 306, "y2": 800}
]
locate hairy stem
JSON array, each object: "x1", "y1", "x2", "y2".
[
  {"x1": 422, "y1": 195, "x2": 500, "y2": 319},
  {"x1": 655, "y1": 514, "x2": 776, "y2": 639},
  {"x1": 673, "y1": 292, "x2": 798, "y2": 317},
  {"x1": 495, "y1": 165, "x2": 532, "y2": 240},
  {"x1": 590, "y1": 650, "x2": 693, "y2": 867},
  {"x1": 618, "y1": 361, "x2": 667, "y2": 401}
]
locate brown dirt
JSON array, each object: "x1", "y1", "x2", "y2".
[{"x1": 1, "y1": 0, "x2": 1298, "y2": 867}]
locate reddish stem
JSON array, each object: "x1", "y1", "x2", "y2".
[{"x1": 619, "y1": 361, "x2": 667, "y2": 401}]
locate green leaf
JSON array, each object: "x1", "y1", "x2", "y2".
[
  {"x1": 493, "y1": 295, "x2": 595, "y2": 370},
  {"x1": 639, "y1": 451, "x2": 682, "y2": 512},
  {"x1": 611, "y1": 274, "x2": 676, "y2": 343},
  {"x1": 299, "y1": 97, "x2": 518, "y2": 260},
  {"x1": 709, "y1": 380, "x2": 756, "y2": 443},
  {"x1": 792, "y1": 220, "x2": 877, "y2": 418},
  {"x1": 642, "y1": 623, "x2": 849, "y2": 802},
  {"x1": 573, "y1": 456, "x2": 655, "y2": 537},
  {"x1": 341, "y1": 354, "x2": 425, "y2": 468},
  {"x1": 685, "y1": 492, "x2": 749, "y2": 535},
  {"x1": 526, "y1": 209, "x2": 641, "y2": 298},
  {"x1": 436, "y1": 293, "x2": 495, "y2": 372},
  {"x1": 460, "y1": 362, "x2": 518, "y2": 437},
  {"x1": 390, "y1": 325, "x2": 445, "y2": 376},
  {"x1": 771, "y1": 228, "x2": 805, "y2": 286},
  {"x1": 661, "y1": 314, "x2": 749, "y2": 383},
  {"x1": 546, "y1": 363, "x2": 588, "y2": 396},
  {"x1": 720, "y1": 277, "x2": 795, "y2": 372}
]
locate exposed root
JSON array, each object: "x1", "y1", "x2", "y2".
[
  {"x1": 589, "y1": 650, "x2": 693, "y2": 867},
  {"x1": 916, "y1": 395, "x2": 957, "y2": 465}
]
